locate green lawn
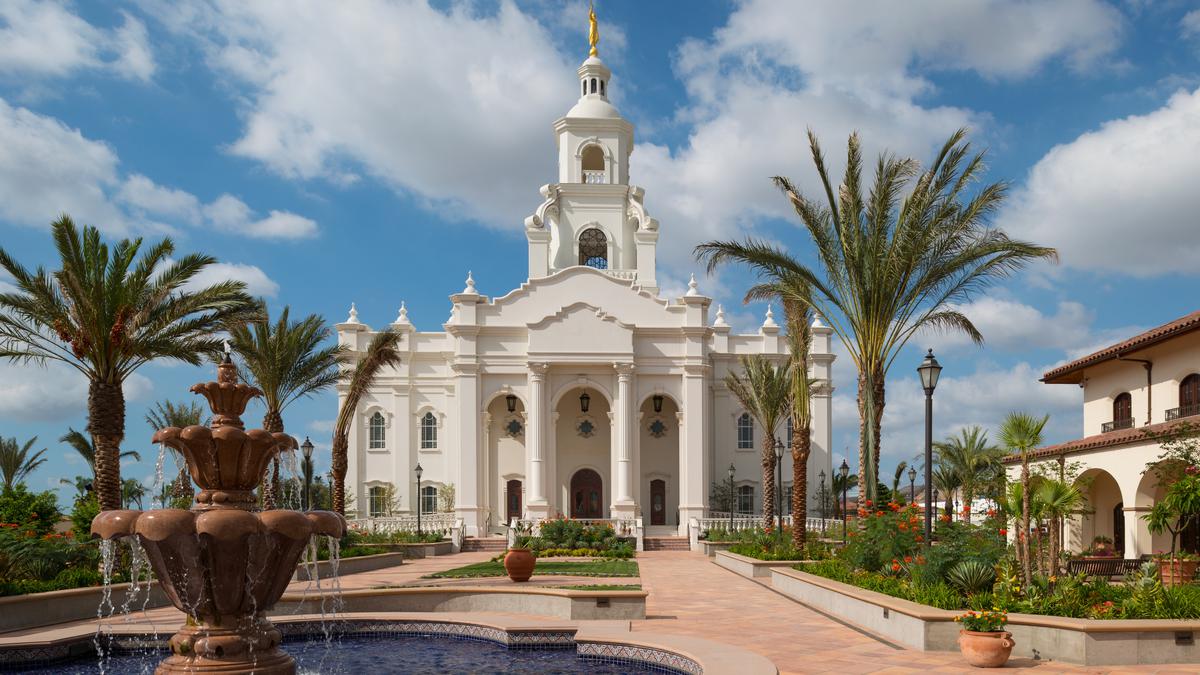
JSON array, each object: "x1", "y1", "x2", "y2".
[
  {"x1": 557, "y1": 584, "x2": 642, "y2": 591},
  {"x1": 427, "y1": 559, "x2": 639, "y2": 579}
]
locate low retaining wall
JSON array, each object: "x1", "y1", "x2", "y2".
[
  {"x1": 293, "y1": 552, "x2": 407, "y2": 581},
  {"x1": 275, "y1": 586, "x2": 647, "y2": 621},
  {"x1": 699, "y1": 541, "x2": 734, "y2": 558},
  {"x1": 771, "y1": 567, "x2": 1200, "y2": 666},
  {"x1": 0, "y1": 582, "x2": 171, "y2": 633},
  {"x1": 714, "y1": 550, "x2": 805, "y2": 579}
]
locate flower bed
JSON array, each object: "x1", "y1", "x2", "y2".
[
  {"x1": 427, "y1": 559, "x2": 639, "y2": 579},
  {"x1": 515, "y1": 518, "x2": 635, "y2": 559}
]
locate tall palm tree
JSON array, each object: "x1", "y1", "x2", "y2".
[
  {"x1": 935, "y1": 425, "x2": 1002, "y2": 510},
  {"x1": 999, "y1": 411, "x2": 1049, "y2": 588},
  {"x1": 331, "y1": 329, "x2": 402, "y2": 514},
  {"x1": 229, "y1": 305, "x2": 346, "y2": 508},
  {"x1": 121, "y1": 478, "x2": 147, "y2": 509},
  {"x1": 144, "y1": 400, "x2": 207, "y2": 503},
  {"x1": 697, "y1": 129, "x2": 1057, "y2": 501},
  {"x1": 726, "y1": 354, "x2": 793, "y2": 529},
  {"x1": 0, "y1": 216, "x2": 258, "y2": 509},
  {"x1": 0, "y1": 436, "x2": 48, "y2": 492},
  {"x1": 60, "y1": 427, "x2": 142, "y2": 472},
  {"x1": 890, "y1": 461, "x2": 909, "y2": 500},
  {"x1": 1037, "y1": 478, "x2": 1083, "y2": 577},
  {"x1": 831, "y1": 469, "x2": 858, "y2": 519},
  {"x1": 783, "y1": 298, "x2": 817, "y2": 547},
  {"x1": 931, "y1": 462, "x2": 961, "y2": 521}
]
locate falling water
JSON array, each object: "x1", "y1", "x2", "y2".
[
  {"x1": 93, "y1": 539, "x2": 116, "y2": 675},
  {"x1": 150, "y1": 443, "x2": 167, "y2": 510},
  {"x1": 282, "y1": 449, "x2": 302, "y2": 511}
]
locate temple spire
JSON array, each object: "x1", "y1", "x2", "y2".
[{"x1": 588, "y1": 1, "x2": 599, "y2": 57}]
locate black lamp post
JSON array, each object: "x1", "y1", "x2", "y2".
[
  {"x1": 908, "y1": 465, "x2": 917, "y2": 505},
  {"x1": 818, "y1": 470, "x2": 827, "y2": 536},
  {"x1": 300, "y1": 436, "x2": 314, "y2": 511},
  {"x1": 917, "y1": 348, "x2": 942, "y2": 545},
  {"x1": 839, "y1": 458, "x2": 849, "y2": 544},
  {"x1": 727, "y1": 463, "x2": 735, "y2": 533},
  {"x1": 415, "y1": 462, "x2": 424, "y2": 536},
  {"x1": 774, "y1": 438, "x2": 785, "y2": 542}
]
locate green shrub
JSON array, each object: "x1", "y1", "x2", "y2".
[
  {"x1": 0, "y1": 485, "x2": 62, "y2": 536},
  {"x1": 946, "y1": 560, "x2": 996, "y2": 596},
  {"x1": 70, "y1": 495, "x2": 100, "y2": 541}
]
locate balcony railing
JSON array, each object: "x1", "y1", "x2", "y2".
[
  {"x1": 1102, "y1": 417, "x2": 1134, "y2": 433},
  {"x1": 583, "y1": 170, "x2": 606, "y2": 184},
  {"x1": 1167, "y1": 404, "x2": 1200, "y2": 421}
]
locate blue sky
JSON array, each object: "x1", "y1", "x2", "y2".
[{"x1": 1, "y1": 0, "x2": 1199, "y2": 507}]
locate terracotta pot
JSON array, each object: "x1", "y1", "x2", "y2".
[
  {"x1": 503, "y1": 547, "x2": 536, "y2": 582},
  {"x1": 958, "y1": 630, "x2": 1014, "y2": 668},
  {"x1": 1158, "y1": 558, "x2": 1198, "y2": 586}
]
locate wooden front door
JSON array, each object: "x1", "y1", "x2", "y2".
[
  {"x1": 506, "y1": 479, "x2": 522, "y2": 524},
  {"x1": 570, "y1": 469, "x2": 603, "y2": 518},
  {"x1": 650, "y1": 479, "x2": 666, "y2": 526}
]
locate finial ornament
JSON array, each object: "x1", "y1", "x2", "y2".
[
  {"x1": 685, "y1": 273, "x2": 699, "y2": 297},
  {"x1": 222, "y1": 339, "x2": 232, "y2": 363},
  {"x1": 463, "y1": 271, "x2": 477, "y2": 294},
  {"x1": 714, "y1": 304, "x2": 728, "y2": 327},
  {"x1": 588, "y1": 0, "x2": 599, "y2": 57},
  {"x1": 394, "y1": 301, "x2": 410, "y2": 325},
  {"x1": 347, "y1": 302, "x2": 360, "y2": 324},
  {"x1": 763, "y1": 304, "x2": 778, "y2": 328}
]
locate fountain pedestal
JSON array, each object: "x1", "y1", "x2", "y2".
[{"x1": 92, "y1": 358, "x2": 345, "y2": 675}]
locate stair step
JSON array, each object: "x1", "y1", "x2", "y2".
[
  {"x1": 462, "y1": 537, "x2": 508, "y2": 552},
  {"x1": 643, "y1": 537, "x2": 691, "y2": 551}
]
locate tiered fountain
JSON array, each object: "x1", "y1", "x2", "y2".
[{"x1": 92, "y1": 353, "x2": 345, "y2": 674}]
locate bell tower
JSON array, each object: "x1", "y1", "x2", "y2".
[{"x1": 523, "y1": 5, "x2": 659, "y2": 291}]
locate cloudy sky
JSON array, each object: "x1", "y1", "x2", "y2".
[{"x1": 1, "y1": 0, "x2": 1198, "y2": 506}]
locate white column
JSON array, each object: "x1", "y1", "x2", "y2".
[
  {"x1": 678, "y1": 365, "x2": 710, "y2": 531},
  {"x1": 613, "y1": 363, "x2": 636, "y2": 518},
  {"x1": 453, "y1": 364, "x2": 483, "y2": 536},
  {"x1": 526, "y1": 363, "x2": 550, "y2": 518}
]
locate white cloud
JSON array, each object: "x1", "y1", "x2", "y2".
[
  {"x1": 0, "y1": 1, "x2": 155, "y2": 82},
  {"x1": 0, "y1": 361, "x2": 152, "y2": 422},
  {"x1": 0, "y1": 96, "x2": 318, "y2": 240},
  {"x1": 1182, "y1": 9, "x2": 1200, "y2": 39},
  {"x1": 999, "y1": 86, "x2": 1200, "y2": 276},
  {"x1": 184, "y1": 262, "x2": 280, "y2": 298},
  {"x1": 146, "y1": 0, "x2": 581, "y2": 228},
  {"x1": 307, "y1": 419, "x2": 334, "y2": 434}
]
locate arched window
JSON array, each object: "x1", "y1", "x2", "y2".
[
  {"x1": 786, "y1": 417, "x2": 794, "y2": 447},
  {"x1": 736, "y1": 485, "x2": 754, "y2": 514},
  {"x1": 1110, "y1": 392, "x2": 1132, "y2": 431},
  {"x1": 578, "y1": 228, "x2": 608, "y2": 269},
  {"x1": 421, "y1": 485, "x2": 439, "y2": 514},
  {"x1": 368, "y1": 412, "x2": 386, "y2": 449},
  {"x1": 737, "y1": 413, "x2": 754, "y2": 449},
  {"x1": 590, "y1": 78, "x2": 597, "y2": 94},
  {"x1": 582, "y1": 81, "x2": 586, "y2": 97},
  {"x1": 599, "y1": 79, "x2": 605, "y2": 96},
  {"x1": 368, "y1": 485, "x2": 388, "y2": 518},
  {"x1": 1179, "y1": 374, "x2": 1200, "y2": 419},
  {"x1": 420, "y1": 412, "x2": 438, "y2": 449},
  {"x1": 581, "y1": 145, "x2": 605, "y2": 184}
]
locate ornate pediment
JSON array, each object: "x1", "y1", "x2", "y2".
[{"x1": 527, "y1": 302, "x2": 633, "y2": 356}]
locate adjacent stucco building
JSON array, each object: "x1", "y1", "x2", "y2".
[{"x1": 335, "y1": 47, "x2": 834, "y2": 537}]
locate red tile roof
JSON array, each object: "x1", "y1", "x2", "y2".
[
  {"x1": 1042, "y1": 309, "x2": 1200, "y2": 384},
  {"x1": 999, "y1": 418, "x2": 1195, "y2": 464}
]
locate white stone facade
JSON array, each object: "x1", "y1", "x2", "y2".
[{"x1": 336, "y1": 51, "x2": 834, "y2": 537}]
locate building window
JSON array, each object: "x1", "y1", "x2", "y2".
[
  {"x1": 786, "y1": 417, "x2": 793, "y2": 447},
  {"x1": 368, "y1": 485, "x2": 388, "y2": 518},
  {"x1": 599, "y1": 79, "x2": 605, "y2": 96},
  {"x1": 578, "y1": 228, "x2": 608, "y2": 269},
  {"x1": 737, "y1": 413, "x2": 754, "y2": 449},
  {"x1": 737, "y1": 485, "x2": 754, "y2": 514},
  {"x1": 784, "y1": 484, "x2": 793, "y2": 511},
  {"x1": 368, "y1": 412, "x2": 385, "y2": 449},
  {"x1": 419, "y1": 412, "x2": 438, "y2": 449},
  {"x1": 421, "y1": 485, "x2": 439, "y2": 514},
  {"x1": 1180, "y1": 374, "x2": 1200, "y2": 417},
  {"x1": 1113, "y1": 392, "x2": 1132, "y2": 427}
]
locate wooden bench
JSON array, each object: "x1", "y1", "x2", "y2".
[{"x1": 1066, "y1": 558, "x2": 1143, "y2": 579}]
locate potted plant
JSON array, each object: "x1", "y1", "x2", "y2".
[
  {"x1": 955, "y1": 609, "x2": 1014, "y2": 668},
  {"x1": 1079, "y1": 535, "x2": 1117, "y2": 559},
  {"x1": 503, "y1": 520, "x2": 536, "y2": 582},
  {"x1": 1142, "y1": 424, "x2": 1200, "y2": 586},
  {"x1": 1154, "y1": 550, "x2": 1200, "y2": 586}
]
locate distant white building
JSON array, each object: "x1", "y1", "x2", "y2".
[{"x1": 335, "y1": 42, "x2": 834, "y2": 538}]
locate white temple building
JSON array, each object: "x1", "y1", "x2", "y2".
[{"x1": 335, "y1": 42, "x2": 834, "y2": 538}]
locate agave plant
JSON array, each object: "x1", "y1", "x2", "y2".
[{"x1": 947, "y1": 559, "x2": 996, "y2": 596}]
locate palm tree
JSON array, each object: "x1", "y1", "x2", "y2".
[
  {"x1": 229, "y1": 305, "x2": 346, "y2": 509},
  {"x1": 121, "y1": 478, "x2": 147, "y2": 509},
  {"x1": 331, "y1": 329, "x2": 402, "y2": 514},
  {"x1": 1037, "y1": 478, "x2": 1084, "y2": 577},
  {"x1": 0, "y1": 436, "x2": 48, "y2": 492},
  {"x1": 145, "y1": 400, "x2": 207, "y2": 503},
  {"x1": 697, "y1": 129, "x2": 1057, "y2": 501},
  {"x1": 59, "y1": 427, "x2": 142, "y2": 473},
  {"x1": 831, "y1": 469, "x2": 858, "y2": 520},
  {"x1": 999, "y1": 411, "x2": 1049, "y2": 588},
  {"x1": 935, "y1": 425, "x2": 1002, "y2": 510},
  {"x1": 890, "y1": 461, "x2": 909, "y2": 500},
  {"x1": 931, "y1": 462, "x2": 961, "y2": 521},
  {"x1": 726, "y1": 354, "x2": 794, "y2": 529},
  {"x1": 61, "y1": 474, "x2": 92, "y2": 500},
  {"x1": 783, "y1": 298, "x2": 818, "y2": 547},
  {"x1": 0, "y1": 216, "x2": 258, "y2": 509}
]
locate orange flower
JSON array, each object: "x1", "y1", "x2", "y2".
[
  {"x1": 904, "y1": 556, "x2": 913, "y2": 563},
  {"x1": 875, "y1": 511, "x2": 884, "y2": 517},
  {"x1": 891, "y1": 563, "x2": 901, "y2": 572},
  {"x1": 998, "y1": 528, "x2": 1008, "y2": 536},
  {"x1": 915, "y1": 535, "x2": 924, "y2": 542},
  {"x1": 898, "y1": 522, "x2": 908, "y2": 531},
  {"x1": 865, "y1": 499, "x2": 873, "y2": 507}
]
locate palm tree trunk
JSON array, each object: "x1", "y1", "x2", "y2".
[
  {"x1": 332, "y1": 432, "x2": 348, "y2": 515},
  {"x1": 261, "y1": 410, "x2": 284, "y2": 509},
  {"x1": 1020, "y1": 458, "x2": 1032, "y2": 588},
  {"x1": 761, "y1": 434, "x2": 777, "y2": 530},
  {"x1": 87, "y1": 380, "x2": 125, "y2": 511},
  {"x1": 870, "y1": 368, "x2": 884, "y2": 502},
  {"x1": 856, "y1": 367, "x2": 885, "y2": 503},
  {"x1": 792, "y1": 421, "x2": 810, "y2": 548}
]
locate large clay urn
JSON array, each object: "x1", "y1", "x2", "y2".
[
  {"x1": 92, "y1": 356, "x2": 345, "y2": 674},
  {"x1": 504, "y1": 547, "x2": 536, "y2": 582},
  {"x1": 958, "y1": 630, "x2": 1015, "y2": 668}
]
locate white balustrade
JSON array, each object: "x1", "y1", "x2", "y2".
[
  {"x1": 583, "y1": 170, "x2": 606, "y2": 184},
  {"x1": 346, "y1": 513, "x2": 458, "y2": 537}
]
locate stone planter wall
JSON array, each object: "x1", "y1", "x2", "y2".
[
  {"x1": 0, "y1": 582, "x2": 171, "y2": 633},
  {"x1": 276, "y1": 586, "x2": 647, "y2": 621},
  {"x1": 293, "y1": 551, "x2": 407, "y2": 581},
  {"x1": 714, "y1": 550, "x2": 806, "y2": 579},
  {"x1": 770, "y1": 567, "x2": 1200, "y2": 666},
  {"x1": 699, "y1": 541, "x2": 734, "y2": 557}
]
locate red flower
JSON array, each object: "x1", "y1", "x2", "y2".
[
  {"x1": 865, "y1": 500, "x2": 873, "y2": 507},
  {"x1": 998, "y1": 528, "x2": 1008, "y2": 536},
  {"x1": 915, "y1": 535, "x2": 924, "y2": 542},
  {"x1": 875, "y1": 511, "x2": 884, "y2": 517},
  {"x1": 986, "y1": 508, "x2": 997, "y2": 518},
  {"x1": 891, "y1": 563, "x2": 901, "y2": 572},
  {"x1": 904, "y1": 556, "x2": 913, "y2": 563}
]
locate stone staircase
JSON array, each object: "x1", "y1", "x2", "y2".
[
  {"x1": 461, "y1": 537, "x2": 508, "y2": 553},
  {"x1": 643, "y1": 536, "x2": 690, "y2": 552}
]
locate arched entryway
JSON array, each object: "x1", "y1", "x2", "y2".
[
  {"x1": 639, "y1": 393, "x2": 679, "y2": 530},
  {"x1": 571, "y1": 469, "x2": 603, "y2": 518},
  {"x1": 506, "y1": 479, "x2": 522, "y2": 524},
  {"x1": 486, "y1": 392, "x2": 525, "y2": 533},
  {"x1": 649, "y1": 479, "x2": 666, "y2": 525},
  {"x1": 1075, "y1": 468, "x2": 1122, "y2": 554}
]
